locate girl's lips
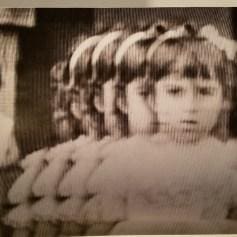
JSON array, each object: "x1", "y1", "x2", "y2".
[
  {"x1": 181, "y1": 120, "x2": 198, "y2": 124},
  {"x1": 179, "y1": 120, "x2": 199, "y2": 132}
]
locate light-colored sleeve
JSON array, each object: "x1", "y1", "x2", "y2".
[
  {"x1": 86, "y1": 138, "x2": 133, "y2": 197},
  {"x1": 3, "y1": 202, "x2": 34, "y2": 228},
  {"x1": 77, "y1": 142, "x2": 130, "y2": 225},
  {"x1": 56, "y1": 196, "x2": 85, "y2": 222},
  {"x1": 8, "y1": 149, "x2": 48, "y2": 204},
  {"x1": 58, "y1": 138, "x2": 111, "y2": 197},
  {"x1": 20, "y1": 149, "x2": 47, "y2": 170},
  {"x1": 8, "y1": 161, "x2": 44, "y2": 203},
  {"x1": 78, "y1": 194, "x2": 126, "y2": 225},
  {"x1": 32, "y1": 139, "x2": 76, "y2": 197},
  {"x1": 31, "y1": 196, "x2": 59, "y2": 222}
]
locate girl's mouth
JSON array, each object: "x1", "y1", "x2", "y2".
[
  {"x1": 180, "y1": 120, "x2": 199, "y2": 132},
  {"x1": 181, "y1": 120, "x2": 198, "y2": 124}
]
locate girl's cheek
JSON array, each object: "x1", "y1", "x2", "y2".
[{"x1": 199, "y1": 97, "x2": 223, "y2": 112}]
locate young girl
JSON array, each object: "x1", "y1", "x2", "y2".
[
  {"x1": 77, "y1": 24, "x2": 237, "y2": 234},
  {"x1": 57, "y1": 21, "x2": 161, "y2": 200},
  {"x1": 50, "y1": 60, "x2": 79, "y2": 142},
  {"x1": 56, "y1": 23, "x2": 163, "y2": 236}
]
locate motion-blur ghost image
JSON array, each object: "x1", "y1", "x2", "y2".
[{"x1": 1, "y1": 8, "x2": 237, "y2": 236}]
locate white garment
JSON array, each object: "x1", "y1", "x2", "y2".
[{"x1": 84, "y1": 135, "x2": 237, "y2": 224}]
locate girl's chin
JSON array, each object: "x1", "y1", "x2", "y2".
[
  {"x1": 169, "y1": 132, "x2": 207, "y2": 145},
  {"x1": 159, "y1": 129, "x2": 207, "y2": 145},
  {"x1": 157, "y1": 125, "x2": 211, "y2": 144}
]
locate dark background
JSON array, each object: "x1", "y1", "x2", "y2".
[{"x1": 14, "y1": 8, "x2": 237, "y2": 156}]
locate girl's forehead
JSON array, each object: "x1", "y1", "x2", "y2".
[{"x1": 156, "y1": 76, "x2": 222, "y2": 88}]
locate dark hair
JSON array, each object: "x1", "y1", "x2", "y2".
[
  {"x1": 93, "y1": 34, "x2": 124, "y2": 86},
  {"x1": 69, "y1": 35, "x2": 107, "y2": 139},
  {"x1": 117, "y1": 38, "x2": 157, "y2": 87},
  {"x1": 92, "y1": 30, "x2": 129, "y2": 137},
  {"x1": 149, "y1": 36, "x2": 237, "y2": 100},
  {"x1": 50, "y1": 61, "x2": 82, "y2": 142},
  {"x1": 115, "y1": 23, "x2": 166, "y2": 88}
]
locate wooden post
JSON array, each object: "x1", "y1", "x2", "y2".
[
  {"x1": 0, "y1": 8, "x2": 35, "y2": 166},
  {"x1": 0, "y1": 30, "x2": 19, "y2": 167}
]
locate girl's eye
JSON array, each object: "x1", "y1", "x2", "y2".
[
  {"x1": 167, "y1": 87, "x2": 184, "y2": 96},
  {"x1": 115, "y1": 85, "x2": 125, "y2": 95},
  {"x1": 197, "y1": 87, "x2": 214, "y2": 96},
  {"x1": 139, "y1": 90, "x2": 149, "y2": 98}
]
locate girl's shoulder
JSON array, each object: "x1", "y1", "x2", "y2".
[
  {"x1": 208, "y1": 138, "x2": 237, "y2": 157},
  {"x1": 225, "y1": 138, "x2": 237, "y2": 149},
  {"x1": 71, "y1": 136, "x2": 111, "y2": 161},
  {"x1": 100, "y1": 135, "x2": 162, "y2": 160},
  {"x1": 196, "y1": 138, "x2": 237, "y2": 170},
  {"x1": 96, "y1": 136, "x2": 237, "y2": 169},
  {"x1": 222, "y1": 138, "x2": 237, "y2": 165}
]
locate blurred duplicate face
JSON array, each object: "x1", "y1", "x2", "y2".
[
  {"x1": 154, "y1": 74, "x2": 224, "y2": 144},
  {"x1": 94, "y1": 79, "x2": 125, "y2": 138},
  {"x1": 102, "y1": 79, "x2": 118, "y2": 135},
  {"x1": 103, "y1": 80, "x2": 116, "y2": 117},
  {"x1": 125, "y1": 77, "x2": 157, "y2": 135}
]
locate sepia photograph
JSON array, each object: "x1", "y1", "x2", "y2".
[{"x1": 0, "y1": 7, "x2": 237, "y2": 236}]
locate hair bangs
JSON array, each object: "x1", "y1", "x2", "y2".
[
  {"x1": 149, "y1": 37, "x2": 229, "y2": 81},
  {"x1": 96, "y1": 39, "x2": 121, "y2": 84}
]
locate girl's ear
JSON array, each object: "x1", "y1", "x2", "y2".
[
  {"x1": 94, "y1": 92, "x2": 105, "y2": 113},
  {"x1": 71, "y1": 102, "x2": 82, "y2": 120}
]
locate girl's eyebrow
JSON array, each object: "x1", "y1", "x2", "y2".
[
  {"x1": 181, "y1": 64, "x2": 211, "y2": 79},
  {"x1": 164, "y1": 84, "x2": 183, "y2": 87},
  {"x1": 195, "y1": 78, "x2": 220, "y2": 86},
  {"x1": 195, "y1": 85, "x2": 219, "y2": 90},
  {"x1": 196, "y1": 83, "x2": 218, "y2": 87},
  {"x1": 162, "y1": 83, "x2": 186, "y2": 89}
]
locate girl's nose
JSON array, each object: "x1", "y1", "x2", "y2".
[{"x1": 183, "y1": 91, "x2": 198, "y2": 114}]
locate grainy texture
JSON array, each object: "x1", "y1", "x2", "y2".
[{"x1": 1, "y1": 8, "x2": 237, "y2": 237}]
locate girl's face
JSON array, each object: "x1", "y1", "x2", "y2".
[
  {"x1": 123, "y1": 78, "x2": 157, "y2": 135},
  {"x1": 95, "y1": 78, "x2": 156, "y2": 137},
  {"x1": 155, "y1": 74, "x2": 225, "y2": 143}
]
